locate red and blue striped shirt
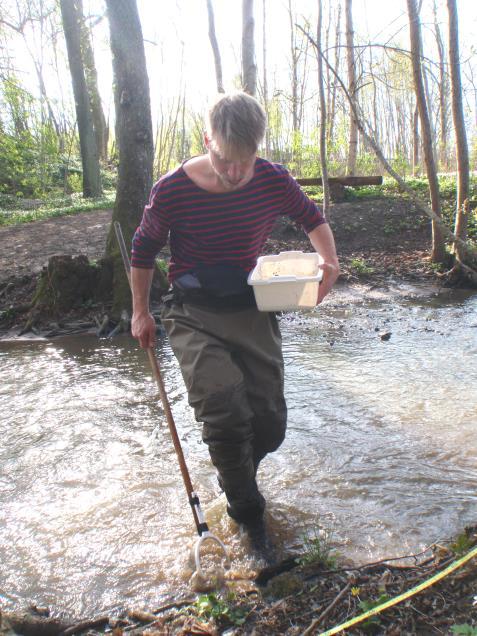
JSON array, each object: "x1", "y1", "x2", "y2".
[{"x1": 131, "y1": 157, "x2": 326, "y2": 281}]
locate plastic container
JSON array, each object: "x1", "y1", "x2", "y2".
[{"x1": 248, "y1": 251, "x2": 323, "y2": 311}]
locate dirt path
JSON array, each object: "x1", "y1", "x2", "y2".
[
  {"x1": 0, "y1": 209, "x2": 112, "y2": 282},
  {"x1": 0, "y1": 195, "x2": 434, "y2": 285}
]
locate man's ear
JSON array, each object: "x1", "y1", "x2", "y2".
[{"x1": 204, "y1": 132, "x2": 210, "y2": 149}]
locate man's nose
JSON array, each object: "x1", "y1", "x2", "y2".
[{"x1": 227, "y1": 163, "x2": 243, "y2": 182}]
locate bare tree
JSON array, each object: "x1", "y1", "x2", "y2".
[
  {"x1": 345, "y1": 0, "x2": 358, "y2": 175},
  {"x1": 327, "y1": 2, "x2": 341, "y2": 147},
  {"x1": 407, "y1": 0, "x2": 446, "y2": 262},
  {"x1": 447, "y1": 0, "x2": 470, "y2": 272},
  {"x1": 104, "y1": 0, "x2": 154, "y2": 313},
  {"x1": 301, "y1": 23, "x2": 477, "y2": 282},
  {"x1": 1, "y1": 2, "x2": 61, "y2": 139},
  {"x1": 60, "y1": 0, "x2": 102, "y2": 197},
  {"x1": 317, "y1": 0, "x2": 329, "y2": 212},
  {"x1": 205, "y1": 0, "x2": 224, "y2": 93},
  {"x1": 433, "y1": 0, "x2": 448, "y2": 170},
  {"x1": 288, "y1": 0, "x2": 299, "y2": 133},
  {"x1": 242, "y1": 0, "x2": 256, "y2": 95},
  {"x1": 262, "y1": 0, "x2": 270, "y2": 156},
  {"x1": 81, "y1": 9, "x2": 108, "y2": 159},
  {"x1": 412, "y1": 105, "x2": 420, "y2": 175}
]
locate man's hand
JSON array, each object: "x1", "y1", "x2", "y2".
[
  {"x1": 131, "y1": 267, "x2": 156, "y2": 348},
  {"x1": 307, "y1": 223, "x2": 340, "y2": 304},
  {"x1": 317, "y1": 262, "x2": 340, "y2": 304},
  {"x1": 131, "y1": 311, "x2": 156, "y2": 349}
]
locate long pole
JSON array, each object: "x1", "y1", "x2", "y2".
[{"x1": 114, "y1": 222, "x2": 204, "y2": 535}]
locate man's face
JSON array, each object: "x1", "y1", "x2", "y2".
[{"x1": 205, "y1": 135, "x2": 256, "y2": 190}]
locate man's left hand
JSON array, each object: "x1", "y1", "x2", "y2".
[{"x1": 317, "y1": 262, "x2": 340, "y2": 304}]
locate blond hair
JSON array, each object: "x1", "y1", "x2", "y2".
[{"x1": 207, "y1": 92, "x2": 266, "y2": 158}]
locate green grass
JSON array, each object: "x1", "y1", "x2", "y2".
[
  {"x1": 450, "y1": 532, "x2": 474, "y2": 557},
  {"x1": 348, "y1": 257, "x2": 375, "y2": 275},
  {"x1": 296, "y1": 527, "x2": 339, "y2": 568},
  {"x1": 0, "y1": 191, "x2": 115, "y2": 226}
]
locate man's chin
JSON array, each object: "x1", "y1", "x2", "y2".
[{"x1": 221, "y1": 179, "x2": 243, "y2": 190}]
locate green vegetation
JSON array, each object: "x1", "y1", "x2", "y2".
[
  {"x1": 192, "y1": 592, "x2": 249, "y2": 627},
  {"x1": 348, "y1": 258, "x2": 375, "y2": 275},
  {"x1": 451, "y1": 626, "x2": 477, "y2": 635},
  {"x1": 155, "y1": 258, "x2": 169, "y2": 277},
  {"x1": 296, "y1": 527, "x2": 339, "y2": 568},
  {"x1": 357, "y1": 593, "x2": 391, "y2": 631},
  {"x1": 0, "y1": 191, "x2": 115, "y2": 226},
  {"x1": 450, "y1": 532, "x2": 474, "y2": 557}
]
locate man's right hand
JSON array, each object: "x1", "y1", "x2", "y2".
[{"x1": 131, "y1": 311, "x2": 156, "y2": 349}]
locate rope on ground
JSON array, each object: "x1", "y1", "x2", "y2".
[{"x1": 317, "y1": 544, "x2": 477, "y2": 636}]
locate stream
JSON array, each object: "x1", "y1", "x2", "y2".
[{"x1": 1, "y1": 283, "x2": 476, "y2": 618}]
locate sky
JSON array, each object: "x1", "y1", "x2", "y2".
[
  {"x1": 134, "y1": 0, "x2": 477, "y2": 120},
  {"x1": 3, "y1": 0, "x2": 477, "y2": 126}
]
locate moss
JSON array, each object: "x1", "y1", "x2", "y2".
[
  {"x1": 30, "y1": 255, "x2": 99, "y2": 315},
  {"x1": 264, "y1": 573, "x2": 303, "y2": 599}
]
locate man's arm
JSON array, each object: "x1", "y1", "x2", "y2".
[
  {"x1": 307, "y1": 223, "x2": 340, "y2": 304},
  {"x1": 131, "y1": 266, "x2": 156, "y2": 348}
]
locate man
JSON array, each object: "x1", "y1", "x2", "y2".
[{"x1": 130, "y1": 92, "x2": 339, "y2": 546}]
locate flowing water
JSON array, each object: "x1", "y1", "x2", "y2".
[{"x1": 1, "y1": 283, "x2": 476, "y2": 617}]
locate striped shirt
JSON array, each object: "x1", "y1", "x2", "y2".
[{"x1": 131, "y1": 157, "x2": 326, "y2": 281}]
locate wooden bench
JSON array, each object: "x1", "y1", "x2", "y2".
[{"x1": 296, "y1": 175, "x2": 383, "y2": 203}]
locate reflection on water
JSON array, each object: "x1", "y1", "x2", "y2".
[{"x1": 0, "y1": 286, "x2": 476, "y2": 616}]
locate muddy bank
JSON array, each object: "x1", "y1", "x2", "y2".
[
  {"x1": 1, "y1": 526, "x2": 476, "y2": 635},
  {"x1": 0, "y1": 195, "x2": 440, "y2": 338}
]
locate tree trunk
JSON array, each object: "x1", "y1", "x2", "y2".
[
  {"x1": 205, "y1": 0, "x2": 224, "y2": 93},
  {"x1": 242, "y1": 0, "x2": 257, "y2": 96},
  {"x1": 433, "y1": 0, "x2": 448, "y2": 170},
  {"x1": 317, "y1": 0, "x2": 330, "y2": 213},
  {"x1": 412, "y1": 104, "x2": 420, "y2": 175},
  {"x1": 345, "y1": 0, "x2": 358, "y2": 175},
  {"x1": 81, "y1": 12, "x2": 109, "y2": 159},
  {"x1": 60, "y1": 0, "x2": 102, "y2": 197},
  {"x1": 104, "y1": 0, "x2": 154, "y2": 315},
  {"x1": 262, "y1": 0, "x2": 271, "y2": 157},
  {"x1": 447, "y1": 0, "x2": 470, "y2": 267},
  {"x1": 288, "y1": 0, "x2": 299, "y2": 133},
  {"x1": 327, "y1": 3, "x2": 341, "y2": 147},
  {"x1": 407, "y1": 0, "x2": 446, "y2": 262},
  {"x1": 300, "y1": 23, "x2": 477, "y2": 281}
]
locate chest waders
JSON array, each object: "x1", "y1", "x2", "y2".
[{"x1": 114, "y1": 222, "x2": 230, "y2": 579}]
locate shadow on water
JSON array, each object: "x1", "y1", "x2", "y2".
[{"x1": 0, "y1": 284, "x2": 476, "y2": 616}]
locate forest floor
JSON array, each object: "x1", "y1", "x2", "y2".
[
  {"x1": 0, "y1": 193, "x2": 442, "y2": 337},
  {"x1": 1, "y1": 196, "x2": 476, "y2": 635}
]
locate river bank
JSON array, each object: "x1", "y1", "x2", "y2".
[
  {"x1": 1, "y1": 526, "x2": 476, "y2": 635},
  {"x1": 0, "y1": 194, "x2": 441, "y2": 338}
]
